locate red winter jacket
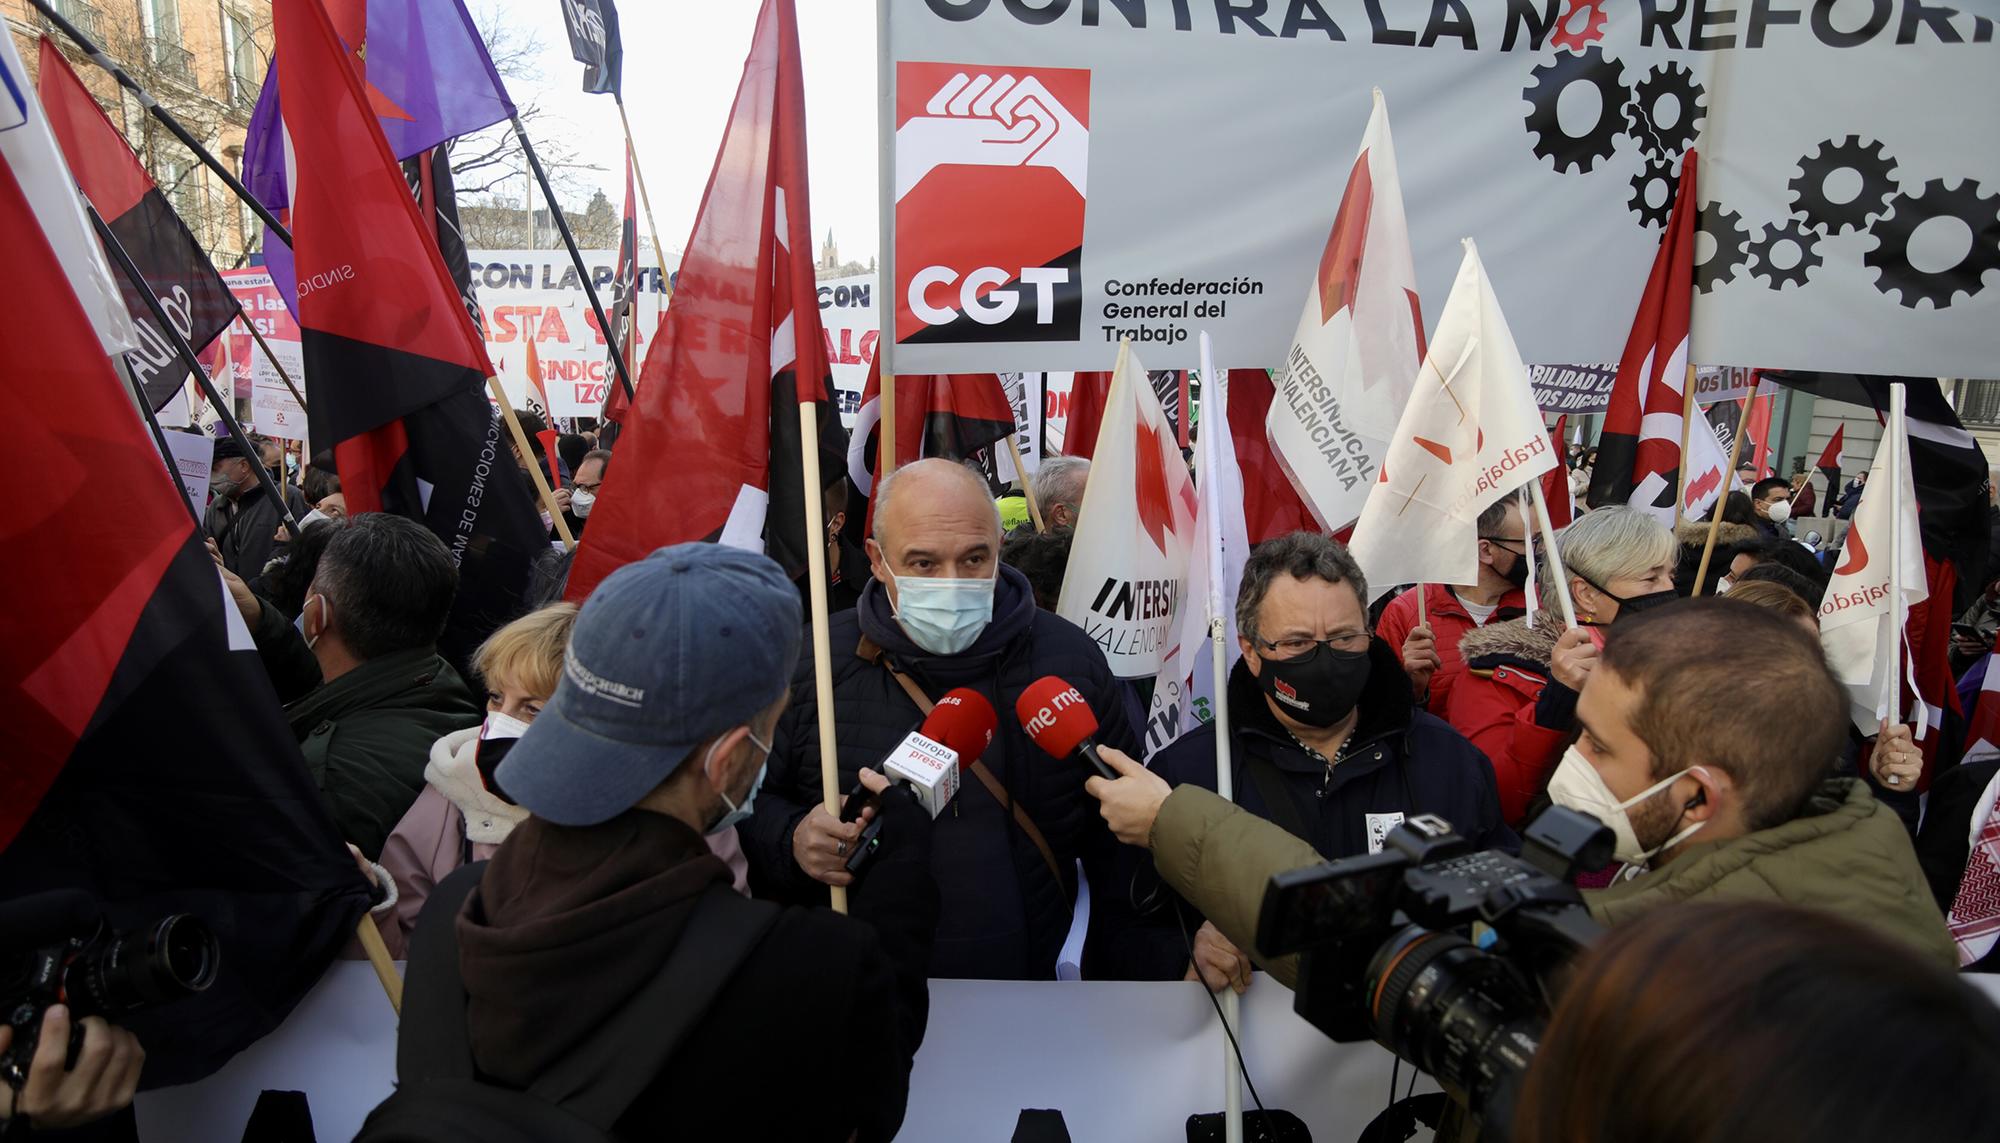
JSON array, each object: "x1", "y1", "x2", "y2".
[
  {"x1": 1375, "y1": 584, "x2": 1527, "y2": 718},
  {"x1": 1444, "y1": 611, "x2": 1576, "y2": 827}
]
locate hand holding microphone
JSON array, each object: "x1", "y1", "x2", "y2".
[
  {"x1": 1016, "y1": 676, "x2": 1171, "y2": 848},
  {"x1": 830, "y1": 688, "x2": 999, "y2": 883}
]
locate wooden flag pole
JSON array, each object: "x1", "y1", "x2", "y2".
[
  {"x1": 1415, "y1": 583, "x2": 1428, "y2": 629},
  {"x1": 354, "y1": 914, "x2": 404, "y2": 1014},
  {"x1": 490, "y1": 381, "x2": 576, "y2": 549},
  {"x1": 1007, "y1": 436, "x2": 1046, "y2": 533},
  {"x1": 880, "y1": 373, "x2": 897, "y2": 482},
  {"x1": 798, "y1": 401, "x2": 848, "y2": 914},
  {"x1": 614, "y1": 98, "x2": 675, "y2": 288},
  {"x1": 1691, "y1": 400, "x2": 1752, "y2": 597},
  {"x1": 240, "y1": 310, "x2": 309, "y2": 414},
  {"x1": 1675, "y1": 363, "x2": 1698, "y2": 531}
]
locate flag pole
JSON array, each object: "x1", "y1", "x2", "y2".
[
  {"x1": 490, "y1": 381, "x2": 576, "y2": 549},
  {"x1": 798, "y1": 399, "x2": 848, "y2": 915},
  {"x1": 1008, "y1": 436, "x2": 1046, "y2": 533},
  {"x1": 240, "y1": 309, "x2": 309, "y2": 414},
  {"x1": 1675, "y1": 363, "x2": 1697, "y2": 531},
  {"x1": 1885, "y1": 382, "x2": 1905, "y2": 727},
  {"x1": 509, "y1": 115, "x2": 637, "y2": 406},
  {"x1": 32, "y1": 0, "x2": 291, "y2": 246},
  {"x1": 1691, "y1": 399, "x2": 1753, "y2": 597},
  {"x1": 1199, "y1": 334, "x2": 1242, "y2": 1143},
  {"x1": 89, "y1": 205, "x2": 302, "y2": 541},
  {"x1": 1528, "y1": 481, "x2": 1578, "y2": 628},
  {"x1": 125, "y1": 372, "x2": 205, "y2": 530},
  {"x1": 874, "y1": 0, "x2": 896, "y2": 480},
  {"x1": 613, "y1": 96, "x2": 673, "y2": 287},
  {"x1": 353, "y1": 913, "x2": 404, "y2": 1014}
]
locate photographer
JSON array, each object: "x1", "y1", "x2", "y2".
[
  {"x1": 1085, "y1": 599, "x2": 1956, "y2": 982},
  {"x1": 0, "y1": 1007, "x2": 143, "y2": 1135}
]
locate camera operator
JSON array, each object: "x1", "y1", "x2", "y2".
[
  {"x1": 0, "y1": 1007, "x2": 143, "y2": 1135},
  {"x1": 1086, "y1": 598, "x2": 1956, "y2": 983}
]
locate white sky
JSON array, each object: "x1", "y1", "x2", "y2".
[{"x1": 480, "y1": 0, "x2": 881, "y2": 262}]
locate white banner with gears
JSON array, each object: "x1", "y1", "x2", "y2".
[{"x1": 882, "y1": 0, "x2": 2000, "y2": 376}]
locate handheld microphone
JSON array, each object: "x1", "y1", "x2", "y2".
[
  {"x1": 1016, "y1": 676, "x2": 1117, "y2": 780},
  {"x1": 841, "y1": 689, "x2": 998, "y2": 875}
]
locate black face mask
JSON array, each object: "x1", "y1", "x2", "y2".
[
  {"x1": 1254, "y1": 644, "x2": 1372, "y2": 728},
  {"x1": 1583, "y1": 578, "x2": 1681, "y2": 625},
  {"x1": 1502, "y1": 549, "x2": 1531, "y2": 589},
  {"x1": 475, "y1": 736, "x2": 518, "y2": 805}
]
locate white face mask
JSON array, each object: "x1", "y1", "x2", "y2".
[
  {"x1": 1546, "y1": 746, "x2": 1705, "y2": 867},
  {"x1": 295, "y1": 593, "x2": 330, "y2": 651},
  {"x1": 481, "y1": 710, "x2": 532, "y2": 741},
  {"x1": 570, "y1": 488, "x2": 597, "y2": 518},
  {"x1": 891, "y1": 575, "x2": 997, "y2": 655},
  {"x1": 1716, "y1": 576, "x2": 1734, "y2": 594},
  {"x1": 1765, "y1": 500, "x2": 1792, "y2": 524}
]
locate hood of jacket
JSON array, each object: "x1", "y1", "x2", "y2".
[
  {"x1": 1587, "y1": 778, "x2": 1957, "y2": 967},
  {"x1": 426, "y1": 728, "x2": 528, "y2": 846},
  {"x1": 458, "y1": 811, "x2": 733, "y2": 1087},
  {"x1": 1675, "y1": 520, "x2": 1762, "y2": 549},
  {"x1": 856, "y1": 563, "x2": 1038, "y2": 683},
  {"x1": 1457, "y1": 609, "x2": 1566, "y2": 672}
]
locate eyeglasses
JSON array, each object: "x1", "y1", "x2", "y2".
[
  {"x1": 1480, "y1": 535, "x2": 1535, "y2": 554},
  {"x1": 573, "y1": 480, "x2": 603, "y2": 493},
  {"x1": 1256, "y1": 631, "x2": 1370, "y2": 660}
]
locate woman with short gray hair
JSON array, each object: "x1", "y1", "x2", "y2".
[{"x1": 1446, "y1": 506, "x2": 1679, "y2": 827}]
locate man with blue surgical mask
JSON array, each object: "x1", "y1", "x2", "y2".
[
  {"x1": 743, "y1": 458, "x2": 1145, "y2": 981},
  {"x1": 410, "y1": 544, "x2": 939, "y2": 1141}
]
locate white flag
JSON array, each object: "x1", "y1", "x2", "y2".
[
  {"x1": 1145, "y1": 350, "x2": 1251, "y2": 757},
  {"x1": 1266, "y1": 88, "x2": 1424, "y2": 533},
  {"x1": 0, "y1": 31, "x2": 137, "y2": 360},
  {"x1": 1347, "y1": 241, "x2": 1558, "y2": 599},
  {"x1": 1819, "y1": 394, "x2": 1926, "y2": 731},
  {"x1": 1057, "y1": 342, "x2": 1197, "y2": 680}
]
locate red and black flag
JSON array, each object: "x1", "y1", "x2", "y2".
[
  {"x1": 600, "y1": 150, "x2": 640, "y2": 428},
  {"x1": 566, "y1": 0, "x2": 844, "y2": 600},
  {"x1": 843, "y1": 360, "x2": 1017, "y2": 537},
  {"x1": 405, "y1": 142, "x2": 482, "y2": 335},
  {"x1": 1815, "y1": 423, "x2": 1847, "y2": 505},
  {"x1": 278, "y1": 0, "x2": 546, "y2": 665},
  {"x1": 36, "y1": 37, "x2": 238, "y2": 411},
  {"x1": 0, "y1": 148, "x2": 369, "y2": 1085}
]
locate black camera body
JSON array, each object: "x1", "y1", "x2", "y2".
[
  {"x1": 1, "y1": 891, "x2": 218, "y2": 1090},
  {"x1": 1255, "y1": 808, "x2": 1612, "y2": 1131}
]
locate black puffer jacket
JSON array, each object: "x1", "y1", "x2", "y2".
[{"x1": 741, "y1": 565, "x2": 1142, "y2": 980}]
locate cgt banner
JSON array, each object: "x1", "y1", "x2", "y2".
[
  {"x1": 883, "y1": 0, "x2": 1999, "y2": 376},
  {"x1": 469, "y1": 250, "x2": 671, "y2": 418}
]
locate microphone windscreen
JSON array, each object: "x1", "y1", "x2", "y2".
[
  {"x1": 1015, "y1": 676, "x2": 1099, "y2": 759},
  {"x1": 926, "y1": 688, "x2": 999, "y2": 768}
]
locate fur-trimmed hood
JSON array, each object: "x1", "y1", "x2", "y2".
[
  {"x1": 1674, "y1": 520, "x2": 1761, "y2": 549},
  {"x1": 425, "y1": 727, "x2": 528, "y2": 845},
  {"x1": 1457, "y1": 608, "x2": 1567, "y2": 671}
]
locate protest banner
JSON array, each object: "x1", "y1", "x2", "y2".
[
  {"x1": 215, "y1": 270, "x2": 308, "y2": 441},
  {"x1": 161, "y1": 428, "x2": 213, "y2": 519},
  {"x1": 819, "y1": 270, "x2": 877, "y2": 423},
  {"x1": 882, "y1": 2, "x2": 1998, "y2": 376},
  {"x1": 467, "y1": 250, "x2": 672, "y2": 418}
]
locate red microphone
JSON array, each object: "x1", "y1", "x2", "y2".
[
  {"x1": 1016, "y1": 676, "x2": 1117, "y2": 780},
  {"x1": 926, "y1": 687, "x2": 998, "y2": 771}
]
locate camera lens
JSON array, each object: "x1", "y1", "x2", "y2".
[
  {"x1": 71, "y1": 915, "x2": 218, "y2": 1016},
  {"x1": 1364, "y1": 926, "x2": 1541, "y2": 1117}
]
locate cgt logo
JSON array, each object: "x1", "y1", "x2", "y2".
[{"x1": 895, "y1": 62, "x2": 1089, "y2": 346}]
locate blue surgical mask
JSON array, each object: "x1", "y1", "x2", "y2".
[
  {"x1": 708, "y1": 730, "x2": 772, "y2": 835},
  {"x1": 892, "y1": 575, "x2": 996, "y2": 655}
]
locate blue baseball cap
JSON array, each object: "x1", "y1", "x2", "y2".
[{"x1": 497, "y1": 543, "x2": 803, "y2": 826}]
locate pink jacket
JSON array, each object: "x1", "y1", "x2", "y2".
[{"x1": 376, "y1": 728, "x2": 751, "y2": 958}]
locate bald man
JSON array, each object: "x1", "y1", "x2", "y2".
[{"x1": 741, "y1": 459, "x2": 1146, "y2": 980}]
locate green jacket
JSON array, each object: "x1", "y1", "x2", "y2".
[
  {"x1": 1587, "y1": 778, "x2": 1957, "y2": 968},
  {"x1": 250, "y1": 595, "x2": 481, "y2": 856},
  {"x1": 1150, "y1": 778, "x2": 1957, "y2": 987}
]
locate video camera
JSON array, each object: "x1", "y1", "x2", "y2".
[
  {"x1": 1, "y1": 890, "x2": 218, "y2": 1090},
  {"x1": 1255, "y1": 807, "x2": 1612, "y2": 1134}
]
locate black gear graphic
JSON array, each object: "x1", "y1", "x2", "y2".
[
  {"x1": 1628, "y1": 158, "x2": 1676, "y2": 229},
  {"x1": 1624, "y1": 62, "x2": 1705, "y2": 161},
  {"x1": 1694, "y1": 203, "x2": 1749, "y2": 294},
  {"x1": 1523, "y1": 47, "x2": 1629, "y2": 175},
  {"x1": 1863, "y1": 178, "x2": 2000, "y2": 310},
  {"x1": 1789, "y1": 136, "x2": 1897, "y2": 234},
  {"x1": 1747, "y1": 219, "x2": 1823, "y2": 290}
]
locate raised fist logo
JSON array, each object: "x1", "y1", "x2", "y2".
[{"x1": 896, "y1": 72, "x2": 1087, "y2": 200}]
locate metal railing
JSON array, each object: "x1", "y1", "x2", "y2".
[
  {"x1": 36, "y1": 0, "x2": 103, "y2": 41},
  {"x1": 148, "y1": 37, "x2": 196, "y2": 86}
]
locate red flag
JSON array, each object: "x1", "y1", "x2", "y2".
[
  {"x1": 1224, "y1": 369, "x2": 1317, "y2": 543},
  {"x1": 566, "y1": 0, "x2": 841, "y2": 601},
  {"x1": 278, "y1": 0, "x2": 546, "y2": 664},
  {"x1": 1543, "y1": 415, "x2": 1576, "y2": 529},
  {"x1": 1063, "y1": 371, "x2": 1112, "y2": 459},
  {"x1": 1742, "y1": 391, "x2": 1776, "y2": 480},
  {"x1": 1589, "y1": 151, "x2": 1715, "y2": 524},
  {"x1": 601, "y1": 149, "x2": 641, "y2": 427},
  {"x1": 523, "y1": 328, "x2": 551, "y2": 420},
  {"x1": 1815, "y1": 423, "x2": 1846, "y2": 495},
  {"x1": 844, "y1": 360, "x2": 1017, "y2": 535},
  {"x1": 37, "y1": 37, "x2": 238, "y2": 410}
]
